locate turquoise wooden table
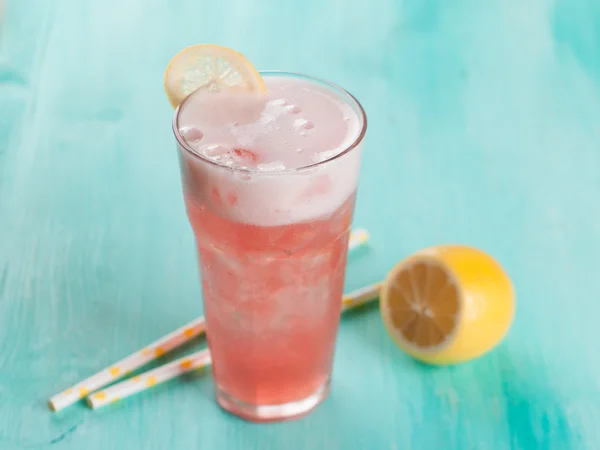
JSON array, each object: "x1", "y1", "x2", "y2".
[{"x1": 1, "y1": 0, "x2": 600, "y2": 448}]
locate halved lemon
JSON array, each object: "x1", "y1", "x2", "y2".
[
  {"x1": 163, "y1": 44, "x2": 266, "y2": 108},
  {"x1": 380, "y1": 245, "x2": 514, "y2": 365}
]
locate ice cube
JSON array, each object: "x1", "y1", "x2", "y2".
[{"x1": 180, "y1": 126, "x2": 204, "y2": 143}]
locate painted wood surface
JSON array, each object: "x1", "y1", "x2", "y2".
[{"x1": 1, "y1": 0, "x2": 600, "y2": 448}]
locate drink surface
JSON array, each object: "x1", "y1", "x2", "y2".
[
  {"x1": 176, "y1": 74, "x2": 364, "y2": 416},
  {"x1": 178, "y1": 75, "x2": 362, "y2": 172}
]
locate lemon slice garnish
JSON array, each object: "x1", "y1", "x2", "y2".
[{"x1": 164, "y1": 44, "x2": 265, "y2": 108}]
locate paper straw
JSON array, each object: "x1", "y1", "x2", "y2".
[
  {"x1": 86, "y1": 282, "x2": 381, "y2": 409},
  {"x1": 48, "y1": 317, "x2": 207, "y2": 412},
  {"x1": 87, "y1": 350, "x2": 212, "y2": 409},
  {"x1": 348, "y1": 228, "x2": 369, "y2": 251},
  {"x1": 341, "y1": 282, "x2": 382, "y2": 311},
  {"x1": 49, "y1": 229, "x2": 369, "y2": 412}
]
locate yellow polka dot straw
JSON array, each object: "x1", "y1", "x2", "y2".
[
  {"x1": 47, "y1": 316, "x2": 207, "y2": 412},
  {"x1": 347, "y1": 228, "x2": 369, "y2": 251},
  {"x1": 48, "y1": 229, "x2": 370, "y2": 412},
  {"x1": 86, "y1": 282, "x2": 381, "y2": 409},
  {"x1": 341, "y1": 282, "x2": 382, "y2": 311},
  {"x1": 87, "y1": 350, "x2": 212, "y2": 409}
]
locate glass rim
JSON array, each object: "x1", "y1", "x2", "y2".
[{"x1": 172, "y1": 70, "x2": 367, "y2": 174}]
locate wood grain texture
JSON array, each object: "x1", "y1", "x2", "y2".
[{"x1": 1, "y1": 0, "x2": 600, "y2": 448}]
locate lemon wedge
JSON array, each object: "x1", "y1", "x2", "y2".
[
  {"x1": 380, "y1": 245, "x2": 514, "y2": 365},
  {"x1": 164, "y1": 44, "x2": 265, "y2": 108}
]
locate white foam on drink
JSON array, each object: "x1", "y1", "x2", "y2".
[
  {"x1": 257, "y1": 161, "x2": 286, "y2": 172},
  {"x1": 293, "y1": 118, "x2": 315, "y2": 131},
  {"x1": 177, "y1": 76, "x2": 364, "y2": 226}
]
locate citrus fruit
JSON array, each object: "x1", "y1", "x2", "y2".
[
  {"x1": 380, "y1": 245, "x2": 514, "y2": 365},
  {"x1": 163, "y1": 44, "x2": 265, "y2": 108}
]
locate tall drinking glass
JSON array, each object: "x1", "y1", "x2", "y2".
[{"x1": 173, "y1": 72, "x2": 366, "y2": 422}]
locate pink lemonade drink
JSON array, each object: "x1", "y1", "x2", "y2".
[{"x1": 173, "y1": 72, "x2": 366, "y2": 421}]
